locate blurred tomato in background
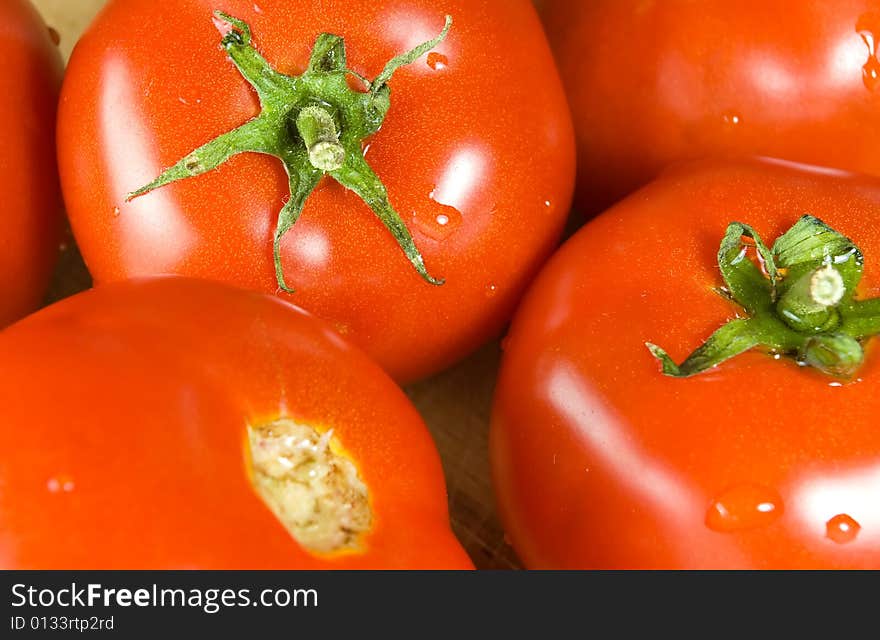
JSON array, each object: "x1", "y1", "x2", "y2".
[{"x1": 538, "y1": 0, "x2": 880, "y2": 215}]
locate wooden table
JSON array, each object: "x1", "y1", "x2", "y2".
[{"x1": 34, "y1": 0, "x2": 521, "y2": 570}]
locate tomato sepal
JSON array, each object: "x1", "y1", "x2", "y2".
[
  {"x1": 649, "y1": 215, "x2": 880, "y2": 379},
  {"x1": 126, "y1": 12, "x2": 452, "y2": 292}
]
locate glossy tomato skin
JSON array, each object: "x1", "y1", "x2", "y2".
[
  {"x1": 539, "y1": 0, "x2": 880, "y2": 215},
  {"x1": 0, "y1": 277, "x2": 472, "y2": 569},
  {"x1": 491, "y1": 158, "x2": 880, "y2": 569},
  {"x1": 58, "y1": 0, "x2": 575, "y2": 383},
  {"x1": 0, "y1": 0, "x2": 64, "y2": 326}
]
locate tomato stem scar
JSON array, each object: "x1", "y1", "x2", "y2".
[
  {"x1": 125, "y1": 12, "x2": 452, "y2": 292},
  {"x1": 248, "y1": 419, "x2": 372, "y2": 555},
  {"x1": 647, "y1": 215, "x2": 880, "y2": 379}
]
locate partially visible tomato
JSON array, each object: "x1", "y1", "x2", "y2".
[
  {"x1": 58, "y1": 0, "x2": 575, "y2": 383},
  {"x1": 538, "y1": 0, "x2": 880, "y2": 214},
  {"x1": 0, "y1": 277, "x2": 472, "y2": 569},
  {"x1": 491, "y1": 158, "x2": 880, "y2": 569},
  {"x1": 0, "y1": 0, "x2": 63, "y2": 326}
]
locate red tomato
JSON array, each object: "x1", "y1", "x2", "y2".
[
  {"x1": 491, "y1": 158, "x2": 880, "y2": 569},
  {"x1": 539, "y1": 0, "x2": 880, "y2": 214},
  {"x1": 0, "y1": 277, "x2": 472, "y2": 569},
  {"x1": 57, "y1": 0, "x2": 575, "y2": 383},
  {"x1": 0, "y1": 0, "x2": 63, "y2": 326}
]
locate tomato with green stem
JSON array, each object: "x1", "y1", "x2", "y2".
[
  {"x1": 0, "y1": 0, "x2": 63, "y2": 327},
  {"x1": 538, "y1": 0, "x2": 880, "y2": 215},
  {"x1": 491, "y1": 158, "x2": 880, "y2": 569},
  {"x1": 0, "y1": 277, "x2": 472, "y2": 569},
  {"x1": 58, "y1": 0, "x2": 574, "y2": 383}
]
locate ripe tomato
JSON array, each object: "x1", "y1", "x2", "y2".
[
  {"x1": 491, "y1": 158, "x2": 880, "y2": 569},
  {"x1": 0, "y1": 0, "x2": 63, "y2": 326},
  {"x1": 0, "y1": 277, "x2": 472, "y2": 569},
  {"x1": 58, "y1": 0, "x2": 575, "y2": 383},
  {"x1": 538, "y1": 0, "x2": 880, "y2": 214}
]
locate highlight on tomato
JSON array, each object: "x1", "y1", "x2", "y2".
[
  {"x1": 538, "y1": 0, "x2": 880, "y2": 214},
  {"x1": 57, "y1": 0, "x2": 575, "y2": 383},
  {"x1": 0, "y1": 0, "x2": 64, "y2": 327},
  {"x1": 0, "y1": 277, "x2": 472, "y2": 569},
  {"x1": 491, "y1": 157, "x2": 880, "y2": 569}
]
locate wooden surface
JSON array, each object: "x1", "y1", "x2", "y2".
[{"x1": 35, "y1": 0, "x2": 521, "y2": 570}]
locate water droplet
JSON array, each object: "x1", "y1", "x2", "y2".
[
  {"x1": 722, "y1": 111, "x2": 742, "y2": 126},
  {"x1": 413, "y1": 194, "x2": 462, "y2": 241},
  {"x1": 706, "y1": 484, "x2": 783, "y2": 532},
  {"x1": 48, "y1": 26, "x2": 61, "y2": 47},
  {"x1": 48, "y1": 475, "x2": 75, "y2": 494},
  {"x1": 863, "y1": 57, "x2": 880, "y2": 92},
  {"x1": 253, "y1": 3, "x2": 264, "y2": 13},
  {"x1": 485, "y1": 284, "x2": 498, "y2": 298},
  {"x1": 113, "y1": 206, "x2": 120, "y2": 217},
  {"x1": 544, "y1": 200, "x2": 551, "y2": 208},
  {"x1": 826, "y1": 514, "x2": 861, "y2": 544},
  {"x1": 857, "y1": 12, "x2": 880, "y2": 91},
  {"x1": 427, "y1": 52, "x2": 448, "y2": 71},
  {"x1": 178, "y1": 97, "x2": 189, "y2": 105}
]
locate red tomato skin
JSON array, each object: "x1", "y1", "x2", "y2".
[
  {"x1": 0, "y1": 277, "x2": 472, "y2": 570},
  {"x1": 57, "y1": 0, "x2": 575, "y2": 383},
  {"x1": 491, "y1": 158, "x2": 880, "y2": 569},
  {"x1": 539, "y1": 0, "x2": 880, "y2": 214},
  {"x1": 0, "y1": 0, "x2": 64, "y2": 326}
]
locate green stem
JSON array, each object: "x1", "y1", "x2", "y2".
[
  {"x1": 296, "y1": 106, "x2": 345, "y2": 172},
  {"x1": 776, "y1": 265, "x2": 843, "y2": 333}
]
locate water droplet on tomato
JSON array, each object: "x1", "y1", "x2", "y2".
[
  {"x1": 427, "y1": 52, "x2": 448, "y2": 71},
  {"x1": 48, "y1": 475, "x2": 75, "y2": 494},
  {"x1": 706, "y1": 484, "x2": 783, "y2": 532},
  {"x1": 113, "y1": 206, "x2": 121, "y2": 217},
  {"x1": 48, "y1": 27, "x2": 61, "y2": 47},
  {"x1": 863, "y1": 57, "x2": 880, "y2": 92},
  {"x1": 412, "y1": 195, "x2": 462, "y2": 241},
  {"x1": 485, "y1": 284, "x2": 499, "y2": 298},
  {"x1": 721, "y1": 111, "x2": 742, "y2": 126},
  {"x1": 253, "y1": 3, "x2": 264, "y2": 13},
  {"x1": 857, "y1": 12, "x2": 880, "y2": 91},
  {"x1": 826, "y1": 514, "x2": 861, "y2": 544}
]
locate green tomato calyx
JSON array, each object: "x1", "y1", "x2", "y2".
[
  {"x1": 126, "y1": 12, "x2": 453, "y2": 292},
  {"x1": 647, "y1": 215, "x2": 880, "y2": 379}
]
